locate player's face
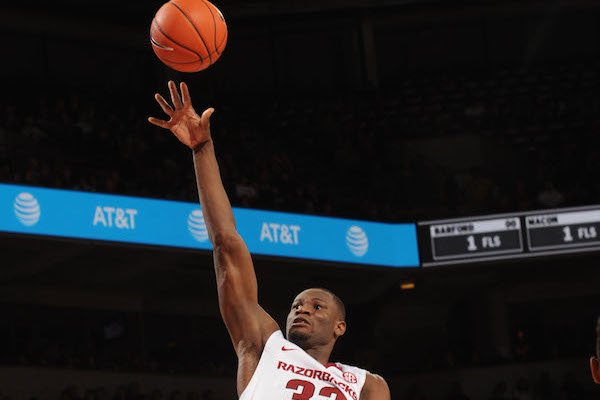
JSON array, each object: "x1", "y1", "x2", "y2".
[{"x1": 286, "y1": 289, "x2": 345, "y2": 348}]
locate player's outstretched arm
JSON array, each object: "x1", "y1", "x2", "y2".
[
  {"x1": 148, "y1": 81, "x2": 278, "y2": 355},
  {"x1": 362, "y1": 373, "x2": 391, "y2": 400}
]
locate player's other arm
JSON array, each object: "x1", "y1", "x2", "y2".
[
  {"x1": 362, "y1": 373, "x2": 391, "y2": 400},
  {"x1": 591, "y1": 316, "x2": 600, "y2": 384},
  {"x1": 148, "y1": 81, "x2": 278, "y2": 355}
]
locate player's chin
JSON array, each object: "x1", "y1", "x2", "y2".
[
  {"x1": 288, "y1": 328, "x2": 311, "y2": 344},
  {"x1": 289, "y1": 322, "x2": 311, "y2": 333}
]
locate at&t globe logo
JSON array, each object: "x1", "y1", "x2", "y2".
[
  {"x1": 187, "y1": 209, "x2": 208, "y2": 242},
  {"x1": 14, "y1": 192, "x2": 41, "y2": 227},
  {"x1": 346, "y1": 225, "x2": 368, "y2": 257}
]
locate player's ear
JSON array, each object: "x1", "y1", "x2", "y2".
[
  {"x1": 590, "y1": 356, "x2": 600, "y2": 384},
  {"x1": 334, "y1": 320, "x2": 346, "y2": 338}
]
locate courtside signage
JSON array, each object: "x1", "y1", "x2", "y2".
[{"x1": 0, "y1": 183, "x2": 419, "y2": 267}]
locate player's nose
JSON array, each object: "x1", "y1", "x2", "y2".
[{"x1": 294, "y1": 304, "x2": 310, "y2": 315}]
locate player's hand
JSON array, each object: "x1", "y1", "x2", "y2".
[{"x1": 148, "y1": 80, "x2": 214, "y2": 150}]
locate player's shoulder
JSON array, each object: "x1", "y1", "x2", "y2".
[
  {"x1": 365, "y1": 372, "x2": 389, "y2": 387},
  {"x1": 361, "y1": 371, "x2": 391, "y2": 400}
]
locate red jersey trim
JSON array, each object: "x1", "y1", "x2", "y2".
[{"x1": 324, "y1": 362, "x2": 342, "y2": 371}]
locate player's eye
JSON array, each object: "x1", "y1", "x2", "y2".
[
  {"x1": 292, "y1": 304, "x2": 300, "y2": 310},
  {"x1": 314, "y1": 304, "x2": 322, "y2": 310}
]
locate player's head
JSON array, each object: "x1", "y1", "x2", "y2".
[
  {"x1": 285, "y1": 288, "x2": 346, "y2": 349},
  {"x1": 591, "y1": 316, "x2": 600, "y2": 384}
]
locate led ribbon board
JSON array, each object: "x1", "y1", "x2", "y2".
[{"x1": 1, "y1": 183, "x2": 419, "y2": 268}]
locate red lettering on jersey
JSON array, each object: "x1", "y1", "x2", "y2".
[
  {"x1": 319, "y1": 386, "x2": 348, "y2": 400},
  {"x1": 343, "y1": 384, "x2": 357, "y2": 400},
  {"x1": 277, "y1": 360, "x2": 359, "y2": 400}
]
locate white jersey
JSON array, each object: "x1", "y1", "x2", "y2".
[{"x1": 239, "y1": 330, "x2": 367, "y2": 400}]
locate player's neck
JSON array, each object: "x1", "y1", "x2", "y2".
[{"x1": 302, "y1": 343, "x2": 334, "y2": 366}]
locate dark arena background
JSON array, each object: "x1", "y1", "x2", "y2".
[{"x1": 1, "y1": 0, "x2": 600, "y2": 398}]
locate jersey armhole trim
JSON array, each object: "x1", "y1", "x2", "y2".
[{"x1": 238, "y1": 330, "x2": 284, "y2": 400}]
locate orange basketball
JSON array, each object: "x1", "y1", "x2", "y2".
[{"x1": 150, "y1": 0, "x2": 228, "y2": 73}]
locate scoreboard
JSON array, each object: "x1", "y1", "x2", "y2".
[
  {"x1": 428, "y1": 217, "x2": 522, "y2": 261},
  {"x1": 526, "y1": 209, "x2": 600, "y2": 251},
  {"x1": 419, "y1": 205, "x2": 600, "y2": 266}
]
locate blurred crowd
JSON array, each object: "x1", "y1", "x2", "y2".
[
  {"x1": 1, "y1": 61, "x2": 599, "y2": 221},
  {"x1": 0, "y1": 382, "x2": 217, "y2": 400},
  {"x1": 0, "y1": 306, "x2": 233, "y2": 377},
  {"x1": 0, "y1": 298, "x2": 596, "y2": 398},
  {"x1": 0, "y1": 372, "x2": 590, "y2": 400},
  {"x1": 0, "y1": 300, "x2": 595, "y2": 379},
  {"x1": 404, "y1": 373, "x2": 588, "y2": 400}
]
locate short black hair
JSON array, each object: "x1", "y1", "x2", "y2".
[{"x1": 313, "y1": 287, "x2": 346, "y2": 321}]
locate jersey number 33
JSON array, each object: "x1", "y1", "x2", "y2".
[{"x1": 286, "y1": 379, "x2": 347, "y2": 400}]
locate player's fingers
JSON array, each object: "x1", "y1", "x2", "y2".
[
  {"x1": 168, "y1": 80, "x2": 183, "y2": 109},
  {"x1": 155, "y1": 93, "x2": 173, "y2": 116},
  {"x1": 180, "y1": 82, "x2": 193, "y2": 107},
  {"x1": 200, "y1": 107, "x2": 215, "y2": 125},
  {"x1": 148, "y1": 117, "x2": 171, "y2": 129}
]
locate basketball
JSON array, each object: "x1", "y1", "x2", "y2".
[{"x1": 150, "y1": 0, "x2": 228, "y2": 73}]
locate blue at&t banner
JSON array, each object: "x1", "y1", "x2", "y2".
[{"x1": 0, "y1": 183, "x2": 419, "y2": 267}]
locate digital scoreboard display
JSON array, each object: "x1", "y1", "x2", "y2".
[
  {"x1": 420, "y1": 206, "x2": 600, "y2": 266},
  {"x1": 429, "y1": 217, "x2": 522, "y2": 261},
  {"x1": 526, "y1": 209, "x2": 600, "y2": 251}
]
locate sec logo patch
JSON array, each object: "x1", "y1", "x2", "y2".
[{"x1": 343, "y1": 372, "x2": 357, "y2": 383}]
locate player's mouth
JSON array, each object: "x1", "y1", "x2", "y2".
[{"x1": 291, "y1": 317, "x2": 310, "y2": 327}]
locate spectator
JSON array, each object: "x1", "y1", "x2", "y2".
[
  {"x1": 560, "y1": 373, "x2": 584, "y2": 400},
  {"x1": 513, "y1": 377, "x2": 532, "y2": 400},
  {"x1": 490, "y1": 381, "x2": 511, "y2": 400},
  {"x1": 537, "y1": 181, "x2": 565, "y2": 208},
  {"x1": 534, "y1": 372, "x2": 557, "y2": 400},
  {"x1": 514, "y1": 330, "x2": 531, "y2": 361},
  {"x1": 445, "y1": 382, "x2": 470, "y2": 400}
]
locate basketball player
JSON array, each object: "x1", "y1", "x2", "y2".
[
  {"x1": 591, "y1": 316, "x2": 600, "y2": 384},
  {"x1": 148, "y1": 81, "x2": 391, "y2": 400}
]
